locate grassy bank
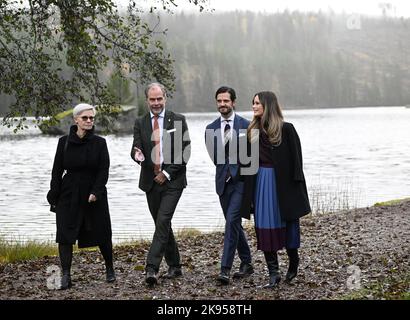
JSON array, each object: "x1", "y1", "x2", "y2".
[
  {"x1": 374, "y1": 197, "x2": 410, "y2": 207},
  {"x1": 0, "y1": 236, "x2": 58, "y2": 264},
  {"x1": 0, "y1": 228, "x2": 205, "y2": 265}
]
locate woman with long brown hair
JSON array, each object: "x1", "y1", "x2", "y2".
[{"x1": 245, "y1": 91, "x2": 311, "y2": 288}]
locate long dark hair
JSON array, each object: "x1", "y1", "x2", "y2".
[{"x1": 247, "y1": 91, "x2": 284, "y2": 145}]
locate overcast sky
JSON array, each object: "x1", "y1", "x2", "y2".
[
  {"x1": 121, "y1": 0, "x2": 410, "y2": 17},
  {"x1": 207, "y1": 0, "x2": 409, "y2": 17}
]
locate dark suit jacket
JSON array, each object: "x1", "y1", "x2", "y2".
[
  {"x1": 131, "y1": 110, "x2": 191, "y2": 193},
  {"x1": 205, "y1": 113, "x2": 250, "y2": 196},
  {"x1": 241, "y1": 122, "x2": 311, "y2": 221}
]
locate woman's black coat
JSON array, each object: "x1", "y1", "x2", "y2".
[
  {"x1": 241, "y1": 122, "x2": 311, "y2": 221},
  {"x1": 47, "y1": 125, "x2": 112, "y2": 248}
]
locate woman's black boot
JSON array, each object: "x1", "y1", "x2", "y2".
[
  {"x1": 263, "y1": 251, "x2": 281, "y2": 288},
  {"x1": 99, "y1": 242, "x2": 116, "y2": 282},
  {"x1": 60, "y1": 271, "x2": 72, "y2": 290},
  {"x1": 105, "y1": 263, "x2": 116, "y2": 282},
  {"x1": 58, "y1": 244, "x2": 73, "y2": 290},
  {"x1": 285, "y1": 248, "x2": 299, "y2": 283}
]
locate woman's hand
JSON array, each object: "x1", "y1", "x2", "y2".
[{"x1": 88, "y1": 194, "x2": 97, "y2": 203}]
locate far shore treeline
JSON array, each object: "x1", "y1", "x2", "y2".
[{"x1": 1, "y1": 10, "x2": 409, "y2": 115}]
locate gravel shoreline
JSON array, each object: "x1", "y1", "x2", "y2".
[{"x1": 1, "y1": 201, "x2": 409, "y2": 300}]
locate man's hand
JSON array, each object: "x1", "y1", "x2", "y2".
[
  {"x1": 154, "y1": 172, "x2": 167, "y2": 185},
  {"x1": 134, "y1": 147, "x2": 145, "y2": 162}
]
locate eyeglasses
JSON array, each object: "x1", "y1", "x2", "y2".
[{"x1": 80, "y1": 116, "x2": 95, "y2": 122}]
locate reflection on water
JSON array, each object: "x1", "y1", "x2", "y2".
[{"x1": 1, "y1": 107, "x2": 410, "y2": 243}]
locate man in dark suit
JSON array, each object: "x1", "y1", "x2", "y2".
[
  {"x1": 205, "y1": 86, "x2": 253, "y2": 285},
  {"x1": 131, "y1": 82, "x2": 191, "y2": 285}
]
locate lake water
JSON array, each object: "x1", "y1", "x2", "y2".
[{"x1": 1, "y1": 106, "x2": 409, "y2": 243}]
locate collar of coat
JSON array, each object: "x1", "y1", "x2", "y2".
[{"x1": 68, "y1": 124, "x2": 95, "y2": 144}]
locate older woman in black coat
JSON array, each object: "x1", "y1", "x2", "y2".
[
  {"x1": 242, "y1": 91, "x2": 311, "y2": 288},
  {"x1": 47, "y1": 103, "x2": 115, "y2": 289}
]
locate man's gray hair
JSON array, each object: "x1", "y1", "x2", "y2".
[
  {"x1": 72, "y1": 103, "x2": 96, "y2": 117},
  {"x1": 144, "y1": 82, "x2": 167, "y2": 99}
]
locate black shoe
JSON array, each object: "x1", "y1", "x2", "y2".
[
  {"x1": 59, "y1": 273, "x2": 72, "y2": 290},
  {"x1": 233, "y1": 262, "x2": 254, "y2": 279},
  {"x1": 217, "y1": 269, "x2": 230, "y2": 285},
  {"x1": 164, "y1": 266, "x2": 182, "y2": 279},
  {"x1": 263, "y1": 273, "x2": 281, "y2": 289},
  {"x1": 145, "y1": 269, "x2": 158, "y2": 285},
  {"x1": 106, "y1": 265, "x2": 116, "y2": 283}
]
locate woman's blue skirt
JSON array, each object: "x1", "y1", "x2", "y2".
[{"x1": 254, "y1": 167, "x2": 300, "y2": 252}]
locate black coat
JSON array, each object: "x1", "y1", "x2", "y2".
[
  {"x1": 241, "y1": 122, "x2": 311, "y2": 221},
  {"x1": 47, "y1": 125, "x2": 112, "y2": 248}
]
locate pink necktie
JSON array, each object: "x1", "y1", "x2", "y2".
[{"x1": 153, "y1": 115, "x2": 161, "y2": 175}]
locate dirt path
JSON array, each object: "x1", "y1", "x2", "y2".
[{"x1": 1, "y1": 201, "x2": 409, "y2": 300}]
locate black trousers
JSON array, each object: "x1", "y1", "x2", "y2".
[
  {"x1": 145, "y1": 183, "x2": 183, "y2": 272},
  {"x1": 59, "y1": 241, "x2": 113, "y2": 273}
]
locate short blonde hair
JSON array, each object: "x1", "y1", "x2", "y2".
[{"x1": 73, "y1": 103, "x2": 96, "y2": 117}]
